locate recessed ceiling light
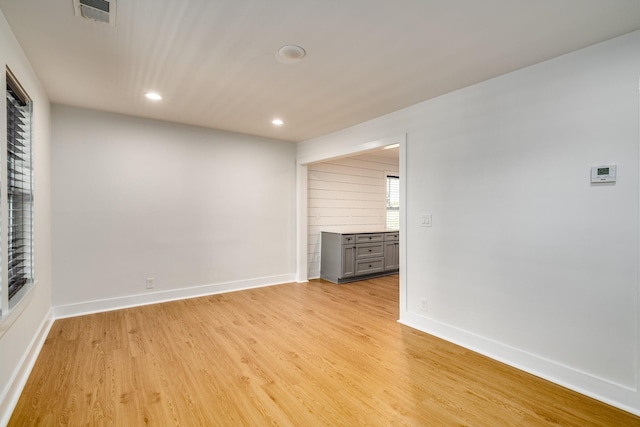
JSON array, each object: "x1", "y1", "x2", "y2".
[
  {"x1": 277, "y1": 45, "x2": 306, "y2": 63},
  {"x1": 145, "y1": 92, "x2": 162, "y2": 101},
  {"x1": 272, "y1": 119, "x2": 284, "y2": 126}
]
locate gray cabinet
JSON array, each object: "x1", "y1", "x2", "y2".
[
  {"x1": 342, "y1": 243, "x2": 356, "y2": 278},
  {"x1": 384, "y1": 232, "x2": 399, "y2": 271},
  {"x1": 321, "y1": 231, "x2": 399, "y2": 284}
]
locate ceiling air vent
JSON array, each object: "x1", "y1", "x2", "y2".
[{"x1": 73, "y1": 0, "x2": 116, "y2": 26}]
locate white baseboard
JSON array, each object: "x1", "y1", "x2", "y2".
[
  {"x1": 0, "y1": 309, "x2": 54, "y2": 426},
  {"x1": 399, "y1": 310, "x2": 640, "y2": 417},
  {"x1": 53, "y1": 273, "x2": 297, "y2": 319}
]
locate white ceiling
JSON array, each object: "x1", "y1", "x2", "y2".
[{"x1": 2, "y1": 1, "x2": 640, "y2": 143}]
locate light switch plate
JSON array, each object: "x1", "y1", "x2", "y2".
[{"x1": 420, "y1": 214, "x2": 432, "y2": 227}]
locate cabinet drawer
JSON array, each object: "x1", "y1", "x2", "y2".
[
  {"x1": 384, "y1": 232, "x2": 399, "y2": 241},
  {"x1": 356, "y1": 233, "x2": 383, "y2": 243},
  {"x1": 341, "y1": 235, "x2": 356, "y2": 244},
  {"x1": 355, "y1": 242, "x2": 384, "y2": 259},
  {"x1": 355, "y1": 258, "x2": 384, "y2": 275}
]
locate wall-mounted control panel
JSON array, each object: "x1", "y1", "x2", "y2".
[{"x1": 591, "y1": 165, "x2": 617, "y2": 183}]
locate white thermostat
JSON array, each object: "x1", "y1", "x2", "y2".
[{"x1": 591, "y1": 165, "x2": 617, "y2": 183}]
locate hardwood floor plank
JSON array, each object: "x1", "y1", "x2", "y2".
[{"x1": 9, "y1": 276, "x2": 640, "y2": 426}]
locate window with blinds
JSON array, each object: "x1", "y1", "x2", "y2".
[
  {"x1": 386, "y1": 175, "x2": 399, "y2": 230},
  {"x1": 5, "y1": 71, "x2": 33, "y2": 300}
]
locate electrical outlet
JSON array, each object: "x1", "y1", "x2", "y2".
[
  {"x1": 146, "y1": 278, "x2": 154, "y2": 289},
  {"x1": 420, "y1": 297, "x2": 427, "y2": 312}
]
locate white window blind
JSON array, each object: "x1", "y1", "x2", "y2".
[
  {"x1": 6, "y1": 72, "x2": 33, "y2": 300},
  {"x1": 386, "y1": 175, "x2": 399, "y2": 229}
]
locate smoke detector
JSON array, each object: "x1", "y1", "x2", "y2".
[{"x1": 73, "y1": 0, "x2": 116, "y2": 26}]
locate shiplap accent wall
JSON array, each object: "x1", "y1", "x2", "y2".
[{"x1": 307, "y1": 150, "x2": 399, "y2": 278}]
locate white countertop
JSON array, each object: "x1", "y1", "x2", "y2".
[{"x1": 322, "y1": 229, "x2": 399, "y2": 235}]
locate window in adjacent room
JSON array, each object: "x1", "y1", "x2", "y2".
[
  {"x1": 386, "y1": 175, "x2": 399, "y2": 229},
  {"x1": 3, "y1": 69, "x2": 34, "y2": 307}
]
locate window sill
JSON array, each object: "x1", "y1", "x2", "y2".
[{"x1": 0, "y1": 280, "x2": 36, "y2": 339}]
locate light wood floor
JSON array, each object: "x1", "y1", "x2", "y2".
[{"x1": 10, "y1": 276, "x2": 640, "y2": 426}]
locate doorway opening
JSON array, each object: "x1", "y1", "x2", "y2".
[{"x1": 301, "y1": 143, "x2": 401, "y2": 280}]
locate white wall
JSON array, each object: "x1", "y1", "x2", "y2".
[
  {"x1": 0, "y1": 9, "x2": 53, "y2": 424},
  {"x1": 51, "y1": 106, "x2": 296, "y2": 315},
  {"x1": 298, "y1": 31, "x2": 640, "y2": 414},
  {"x1": 307, "y1": 151, "x2": 398, "y2": 278}
]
